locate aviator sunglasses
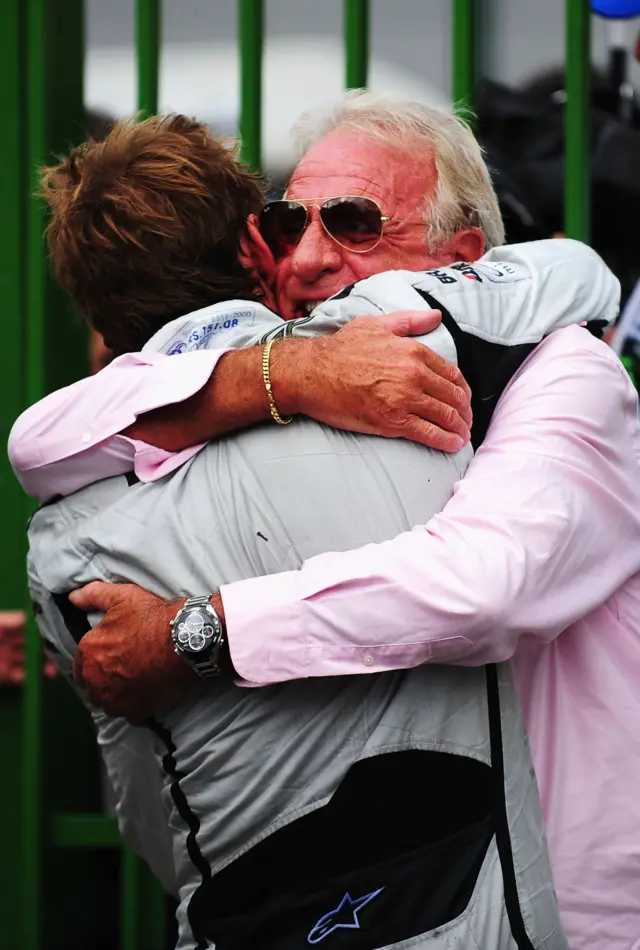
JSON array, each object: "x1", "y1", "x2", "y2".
[{"x1": 259, "y1": 195, "x2": 391, "y2": 257}]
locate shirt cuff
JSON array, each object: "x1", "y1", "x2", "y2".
[{"x1": 221, "y1": 571, "x2": 309, "y2": 686}]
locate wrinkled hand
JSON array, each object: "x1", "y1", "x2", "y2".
[
  {"x1": 70, "y1": 582, "x2": 193, "y2": 724},
  {"x1": 277, "y1": 310, "x2": 472, "y2": 452}
]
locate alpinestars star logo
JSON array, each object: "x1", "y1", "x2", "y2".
[{"x1": 307, "y1": 887, "x2": 385, "y2": 943}]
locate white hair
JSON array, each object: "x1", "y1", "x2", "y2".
[{"x1": 291, "y1": 89, "x2": 505, "y2": 251}]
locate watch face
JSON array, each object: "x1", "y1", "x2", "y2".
[{"x1": 175, "y1": 608, "x2": 218, "y2": 654}]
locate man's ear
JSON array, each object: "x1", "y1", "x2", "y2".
[
  {"x1": 438, "y1": 227, "x2": 486, "y2": 264},
  {"x1": 239, "y1": 214, "x2": 277, "y2": 303}
]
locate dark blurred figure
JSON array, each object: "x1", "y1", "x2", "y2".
[
  {"x1": 475, "y1": 68, "x2": 640, "y2": 306},
  {"x1": 523, "y1": 65, "x2": 640, "y2": 127},
  {"x1": 85, "y1": 108, "x2": 117, "y2": 143}
]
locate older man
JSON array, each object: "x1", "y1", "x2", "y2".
[{"x1": 11, "y1": 93, "x2": 640, "y2": 950}]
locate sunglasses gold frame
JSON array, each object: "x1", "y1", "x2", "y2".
[{"x1": 261, "y1": 195, "x2": 390, "y2": 254}]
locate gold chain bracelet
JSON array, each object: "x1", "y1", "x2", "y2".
[{"x1": 262, "y1": 340, "x2": 293, "y2": 425}]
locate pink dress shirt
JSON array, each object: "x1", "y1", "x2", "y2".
[{"x1": 8, "y1": 325, "x2": 640, "y2": 949}]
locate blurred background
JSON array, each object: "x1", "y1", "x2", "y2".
[
  {"x1": 2, "y1": 1, "x2": 640, "y2": 948},
  {"x1": 85, "y1": 0, "x2": 640, "y2": 175}
]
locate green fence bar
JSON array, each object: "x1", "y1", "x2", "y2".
[
  {"x1": 120, "y1": 849, "x2": 168, "y2": 950},
  {"x1": 50, "y1": 813, "x2": 121, "y2": 848},
  {"x1": 344, "y1": 0, "x2": 369, "y2": 89},
  {"x1": 24, "y1": 0, "x2": 48, "y2": 408},
  {"x1": 238, "y1": 0, "x2": 264, "y2": 171},
  {"x1": 22, "y1": 1, "x2": 86, "y2": 947},
  {"x1": 565, "y1": 0, "x2": 591, "y2": 241},
  {"x1": 24, "y1": 8, "x2": 88, "y2": 394},
  {"x1": 451, "y1": 0, "x2": 477, "y2": 114},
  {"x1": 137, "y1": 0, "x2": 161, "y2": 117},
  {"x1": 0, "y1": 1, "x2": 27, "y2": 946},
  {"x1": 22, "y1": 0, "x2": 50, "y2": 940},
  {"x1": 121, "y1": 848, "x2": 142, "y2": 950},
  {"x1": 140, "y1": 860, "x2": 169, "y2": 950}
]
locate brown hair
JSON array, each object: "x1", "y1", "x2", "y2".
[{"x1": 41, "y1": 114, "x2": 266, "y2": 354}]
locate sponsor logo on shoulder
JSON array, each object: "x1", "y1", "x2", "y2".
[
  {"x1": 429, "y1": 268, "x2": 458, "y2": 285},
  {"x1": 471, "y1": 261, "x2": 526, "y2": 282},
  {"x1": 161, "y1": 308, "x2": 256, "y2": 355},
  {"x1": 450, "y1": 262, "x2": 483, "y2": 282}
]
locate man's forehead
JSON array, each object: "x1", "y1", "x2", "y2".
[{"x1": 287, "y1": 128, "x2": 434, "y2": 207}]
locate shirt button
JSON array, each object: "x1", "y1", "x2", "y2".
[
  {"x1": 81, "y1": 432, "x2": 92, "y2": 443},
  {"x1": 363, "y1": 654, "x2": 374, "y2": 666}
]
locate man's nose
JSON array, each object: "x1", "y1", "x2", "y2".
[{"x1": 289, "y1": 208, "x2": 343, "y2": 284}]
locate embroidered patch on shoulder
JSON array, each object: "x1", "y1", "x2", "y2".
[{"x1": 160, "y1": 308, "x2": 257, "y2": 355}]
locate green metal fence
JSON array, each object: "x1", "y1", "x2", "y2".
[{"x1": 0, "y1": 1, "x2": 592, "y2": 947}]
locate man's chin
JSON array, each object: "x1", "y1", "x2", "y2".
[
  {"x1": 274, "y1": 298, "x2": 296, "y2": 321},
  {"x1": 285, "y1": 299, "x2": 327, "y2": 321}
]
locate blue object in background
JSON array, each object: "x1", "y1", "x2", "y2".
[{"x1": 591, "y1": 0, "x2": 640, "y2": 18}]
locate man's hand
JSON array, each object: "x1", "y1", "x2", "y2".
[
  {"x1": 274, "y1": 310, "x2": 472, "y2": 452},
  {"x1": 70, "y1": 583, "x2": 194, "y2": 724}
]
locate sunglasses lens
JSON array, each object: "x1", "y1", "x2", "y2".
[
  {"x1": 321, "y1": 197, "x2": 383, "y2": 251},
  {"x1": 260, "y1": 201, "x2": 307, "y2": 257}
]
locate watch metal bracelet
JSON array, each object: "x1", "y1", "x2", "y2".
[
  {"x1": 185, "y1": 594, "x2": 213, "y2": 609},
  {"x1": 173, "y1": 594, "x2": 226, "y2": 679}
]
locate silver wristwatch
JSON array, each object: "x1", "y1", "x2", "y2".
[{"x1": 169, "y1": 594, "x2": 225, "y2": 680}]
